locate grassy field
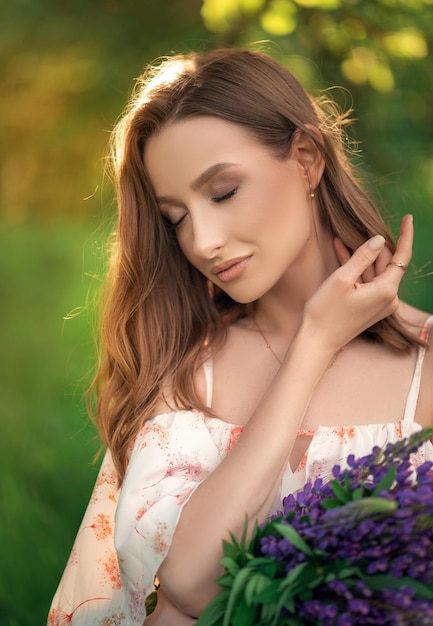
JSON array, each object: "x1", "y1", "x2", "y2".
[
  {"x1": 0, "y1": 221, "x2": 103, "y2": 625},
  {"x1": 0, "y1": 213, "x2": 432, "y2": 626}
]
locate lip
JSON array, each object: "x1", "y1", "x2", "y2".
[{"x1": 210, "y1": 255, "x2": 252, "y2": 283}]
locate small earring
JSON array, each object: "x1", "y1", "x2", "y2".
[{"x1": 306, "y1": 170, "x2": 315, "y2": 199}]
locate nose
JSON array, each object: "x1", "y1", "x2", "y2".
[{"x1": 190, "y1": 209, "x2": 226, "y2": 259}]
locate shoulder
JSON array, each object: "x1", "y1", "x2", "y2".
[
  {"x1": 148, "y1": 354, "x2": 212, "y2": 418},
  {"x1": 399, "y1": 302, "x2": 433, "y2": 428},
  {"x1": 397, "y1": 301, "x2": 432, "y2": 335},
  {"x1": 398, "y1": 300, "x2": 433, "y2": 369}
]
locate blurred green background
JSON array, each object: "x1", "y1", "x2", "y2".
[{"x1": 0, "y1": 1, "x2": 432, "y2": 624}]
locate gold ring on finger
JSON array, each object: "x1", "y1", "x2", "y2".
[{"x1": 386, "y1": 261, "x2": 408, "y2": 271}]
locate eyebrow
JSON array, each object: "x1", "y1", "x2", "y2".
[
  {"x1": 191, "y1": 162, "x2": 238, "y2": 191},
  {"x1": 156, "y1": 162, "x2": 239, "y2": 205}
]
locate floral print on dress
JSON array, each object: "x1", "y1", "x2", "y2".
[
  {"x1": 277, "y1": 420, "x2": 433, "y2": 506},
  {"x1": 49, "y1": 411, "x2": 233, "y2": 625},
  {"x1": 49, "y1": 318, "x2": 433, "y2": 624},
  {"x1": 48, "y1": 449, "x2": 125, "y2": 625},
  {"x1": 227, "y1": 425, "x2": 244, "y2": 450}
]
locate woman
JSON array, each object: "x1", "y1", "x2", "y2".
[{"x1": 48, "y1": 48, "x2": 433, "y2": 625}]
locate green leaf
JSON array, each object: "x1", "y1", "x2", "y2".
[
  {"x1": 244, "y1": 573, "x2": 260, "y2": 605},
  {"x1": 361, "y1": 573, "x2": 433, "y2": 599},
  {"x1": 283, "y1": 594, "x2": 295, "y2": 613},
  {"x1": 222, "y1": 538, "x2": 242, "y2": 561},
  {"x1": 337, "y1": 566, "x2": 359, "y2": 579},
  {"x1": 254, "y1": 559, "x2": 278, "y2": 579},
  {"x1": 280, "y1": 562, "x2": 309, "y2": 588},
  {"x1": 274, "y1": 523, "x2": 313, "y2": 556},
  {"x1": 306, "y1": 572, "x2": 325, "y2": 590},
  {"x1": 275, "y1": 577, "x2": 314, "y2": 622},
  {"x1": 223, "y1": 517, "x2": 251, "y2": 561},
  {"x1": 223, "y1": 568, "x2": 255, "y2": 626},
  {"x1": 352, "y1": 487, "x2": 365, "y2": 501},
  {"x1": 253, "y1": 579, "x2": 282, "y2": 603},
  {"x1": 244, "y1": 572, "x2": 274, "y2": 605},
  {"x1": 324, "y1": 562, "x2": 362, "y2": 584},
  {"x1": 372, "y1": 467, "x2": 397, "y2": 496},
  {"x1": 298, "y1": 588, "x2": 313, "y2": 602},
  {"x1": 247, "y1": 556, "x2": 277, "y2": 567},
  {"x1": 216, "y1": 573, "x2": 236, "y2": 588},
  {"x1": 344, "y1": 472, "x2": 351, "y2": 490},
  {"x1": 261, "y1": 600, "x2": 280, "y2": 623},
  {"x1": 330, "y1": 478, "x2": 350, "y2": 503},
  {"x1": 269, "y1": 588, "x2": 293, "y2": 626},
  {"x1": 345, "y1": 497, "x2": 397, "y2": 519},
  {"x1": 416, "y1": 513, "x2": 433, "y2": 530},
  {"x1": 283, "y1": 618, "x2": 305, "y2": 626},
  {"x1": 233, "y1": 601, "x2": 258, "y2": 626},
  {"x1": 321, "y1": 497, "x2": 343, "y2": 510},
  {"x1": 220, "y1": 556, "x2": 241, "y2": 576}
]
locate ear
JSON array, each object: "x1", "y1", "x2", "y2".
[{"x1": 290, "y1": 125, "x2": 325, "y2": 192}]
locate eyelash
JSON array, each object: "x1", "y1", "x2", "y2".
[
  {"x1": 211, "y1": 187, "x2": 238, "y2": 203},
  {"x1": 163, "y1": 186, "x2": 238, "y2": 230},
  {"x1": 163, "y1": 214, "x2": 186, "y2": 230},
  {"x1": 171, "y1": 214, "x2": 186, "y2": 229}
]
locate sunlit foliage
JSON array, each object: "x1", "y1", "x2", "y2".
[
  {"x1": 199, "y1": 0, "x2": 433, "y2": 239},
  {"x1": 0, "y1": 3, "x2": 432, "y2": 625},
  {"x1": 0, "y1": 0, "x2": 206, "y2": 221},
  {"x1": 201, "y1": 0, "x2": 431, "y2": 91}
]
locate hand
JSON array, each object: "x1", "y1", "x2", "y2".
[
  {"x1": 303, "y1": 214, "x2": 413, "y2": 353},
  {"x1": 333, "y1": 236, "x2": 393, "y2": 283}
]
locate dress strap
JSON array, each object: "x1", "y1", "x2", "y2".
[
  {"x1": 402, "y1": 315, "x2": 433, "y2": 424},
  {"x1": 203, "y1": 358, "x2": 214, "y2": 408}
]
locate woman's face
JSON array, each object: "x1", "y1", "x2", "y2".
[{"x1": 144, "y1": 116, "x2": 317, "y2": 303}]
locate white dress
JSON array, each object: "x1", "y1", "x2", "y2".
[{"x1": 48, "y1": 317, "x2": 433, "y2": 625}]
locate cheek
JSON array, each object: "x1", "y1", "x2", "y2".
[
  {"x1": 175, "y1": 231, "x2": 207, "y2": 273},
  {"x1": 252, "y1": 179, "x2": 309, "y2": 234},
  {"x1": 176, "y1": 235, "x2": 194, "y2": 264}
]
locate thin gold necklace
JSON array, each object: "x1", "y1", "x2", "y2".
[
  {"x1": 253, "y1": 316, "x2": 343, "y2": 367},
  {"x1": 252, "y1": 317, "x2": 283, "y2": 365}
]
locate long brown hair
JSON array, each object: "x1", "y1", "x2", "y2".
[{"x1": 90, "y1": 48, "x2": 422, "y2": 483}]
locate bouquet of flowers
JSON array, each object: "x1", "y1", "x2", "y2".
[{"x1": 197, "y1": 428, "x2": 433, "y2": 626}]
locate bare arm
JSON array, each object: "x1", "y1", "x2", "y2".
[
  {"x1": 144, "y1": 588, "x2": 197, "y2": 626},
  {"x1": 157, "y1": 217, "x2": 413, "y2": 617}
]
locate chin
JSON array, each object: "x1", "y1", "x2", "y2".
[{"x1": 221, "y1": 286, "x2": 266, "y2": 305}]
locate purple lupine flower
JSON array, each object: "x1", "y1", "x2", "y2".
[
  {"x1": 257, "y1": 430, "x2": 433, "y2": 623},
  {"x1": 197, "y1": 428, "x2": 433, "y2": 626}
]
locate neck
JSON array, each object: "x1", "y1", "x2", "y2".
[{"x1": 252, "y1": 228, "x2": 339, "y2": 336}]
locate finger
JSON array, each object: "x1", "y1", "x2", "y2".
[
  {"x1": 333, "y1": 237, "x2": 351, "y2": 266},
  {"x1": 336, "y1": 238, "x2": 397, "y2": 283},
  {"x1": 334, "y1": 237, "x2": 381, "y2": 285},
  {"x1": 370, "y1": 216, "x2": 413, "y2": 298},
  {"x1": 339, "y1": 234, "x2": 385, "y2": 283},
  {"x1": 361, "y1": 265, "x2": 375, "y2": 283},
  {"x1": 334, "y1": 237, "x2": 364, "y2": 284},
  {"x1": 375, "y1": 246, "x2": 392, "y2": 276},
  {"x1": 386, "y1": 214, "x2": 413, "y2": 271},
  {"x1": 362, "y1": 245, "x2": 392, "y2": 282}
]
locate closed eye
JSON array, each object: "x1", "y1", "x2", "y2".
[
  {"x1": 162, "y1": 213, "x2": 187, "y2": 230},
  {"x1": 211, "y1": 187, "x2": 238, "y2": 203}
]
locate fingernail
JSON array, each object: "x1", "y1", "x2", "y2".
[{"x1": 368, "y1": 235, "x2": 385, "y2": 251}]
